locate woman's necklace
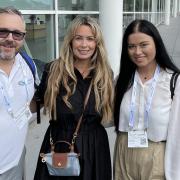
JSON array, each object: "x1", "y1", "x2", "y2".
[
  {"x1": 81, "y1": 69, "x2": 89, "y2": 78},
  {"x1": 141, "y1": 72, "x2": 154, "y2": 81},
  {"x1": 74, "y1": 61, "x2": 90, "y2": 78},
  {"x1": 140, "y1": 74, "x2": 153, "y2": 83}
]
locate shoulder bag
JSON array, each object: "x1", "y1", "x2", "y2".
[{"x1": 40, "y1": 81, "x2": 92, "y2": 176}]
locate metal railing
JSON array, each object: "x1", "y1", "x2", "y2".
[{"x1": 123, "y1": 11, "x2": 166, "y2": 30}]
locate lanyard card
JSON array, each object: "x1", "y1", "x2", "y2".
[{"x1": 128, "y1": 130, "x2": 148, "y2": 148}]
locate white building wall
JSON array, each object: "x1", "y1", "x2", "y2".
[
  {"x1": 99, "y1": 0, "x2": 123, "y2": 77},
  {"x1": 99, "y1": 0, "x2": 124, "y2": 171},
  {"x1": 165, "y1": 0, "x2": 171, "y2": 25},
  {"x1": 151, "y1": 0, "x2": 158, "y2": 24},
  {"x1": 173, "y1": 0, "x2": 178, "y2": 17}
]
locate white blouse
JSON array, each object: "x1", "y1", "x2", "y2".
[
  {"x1": 165, "y1": 72, "x2": 180, "y2": 180},
  {"x1": 118, "y1": 69, "x2": 176, "y2": 142}
]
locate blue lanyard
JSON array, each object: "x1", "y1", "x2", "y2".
[
  {"x1": 0, "y1": 86, "x2": 13, "y2": 116},
  {"x1": 0, "y1": 60, "x2": 30, "y2": 117},
  {"x1": 129, "y1": 65, "x2": 160, "y2": 129}
]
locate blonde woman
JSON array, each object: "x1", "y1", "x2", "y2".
[{"x1": 34, "y1": 15, "x2": 114, "y2": 180}]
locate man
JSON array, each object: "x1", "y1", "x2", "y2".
[{"x1": 0, "y1": 7, "x2": 37, "y2": 179}]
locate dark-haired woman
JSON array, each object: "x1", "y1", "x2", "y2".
[{"x1": 114, "y1": 19, "x2": 180, "y2": 180}]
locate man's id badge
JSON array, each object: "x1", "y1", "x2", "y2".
[
  {"x1": 128, "y1": 130, "x2": 148, "y2": 148},
  {"x1": 13, "y1": 105, "x2": 32, "y2": 129}
]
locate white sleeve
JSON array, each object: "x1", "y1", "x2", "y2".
[{"x1": 165, "y1": 75, "x2": 180, "y2": 180}]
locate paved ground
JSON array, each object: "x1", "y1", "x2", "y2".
[
  {"x1": 25, "y1": 113, "x2": 49, "y2": 180},
  {"x1": 25, "y1": 15, "x2": 180, "y2": 180}
]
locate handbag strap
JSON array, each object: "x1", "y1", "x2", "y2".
[
  {"x1": 50, "y1": 80, "x2": 93, "y2": 152},
  {"x1": 71, "y1": 81, "x2": 93, "y2": 147}
]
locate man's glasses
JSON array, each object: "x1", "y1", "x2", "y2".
[{"x1": 0, "y1": 28, "x2": 26, "y2": 41}]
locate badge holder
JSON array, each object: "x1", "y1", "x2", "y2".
[{"x1": 128, "y1": 130, "x2": 148, "y2": 148}]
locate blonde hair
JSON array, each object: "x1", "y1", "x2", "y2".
[{"x1": 44, "y1": 15, "x2": 114, "y2": 124}]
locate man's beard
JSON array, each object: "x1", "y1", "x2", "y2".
[{"x1": 0, "y1": 40, "x2": 16, "y2": 61}]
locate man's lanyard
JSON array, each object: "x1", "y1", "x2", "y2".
[
  {"x1": 0, "y1": 59, "x2": 30, "y2": 118},
  {"x1": 129, "y1": 65, "x2": 160, "y2": 129}
]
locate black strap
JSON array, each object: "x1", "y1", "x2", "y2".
[
  {"x1": 36, "y1": 94, "x2": 41, "y2": 124},
  {"x1": 170, "y1": 72, "x2": 179, "y2": 99}
]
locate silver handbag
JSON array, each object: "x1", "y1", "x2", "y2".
[{"x1": 40, "y1": 141, "x2": 80, "y2": 176}]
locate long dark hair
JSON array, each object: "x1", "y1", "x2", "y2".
[{"x1": 114, "y1": 19, "x2": 180, "y2": 131}]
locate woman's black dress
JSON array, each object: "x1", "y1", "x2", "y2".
[{"x1": 33, "y1": 68, "x2": 112, "y2": 180}]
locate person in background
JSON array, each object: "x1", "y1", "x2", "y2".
[
  {"x1": 34, "y1": 15, "x2": 114, "y2": 180},
  {"x1": 113, "y1": 19, "x2": 180, "y2": 180},
  {"x1": 0, "y1": 7, "x2": 37, "y2": 180}
]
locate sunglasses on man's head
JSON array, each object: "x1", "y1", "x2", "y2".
[{"x1": 0, "y1": 28, "x2": 26, "y2": 41}]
